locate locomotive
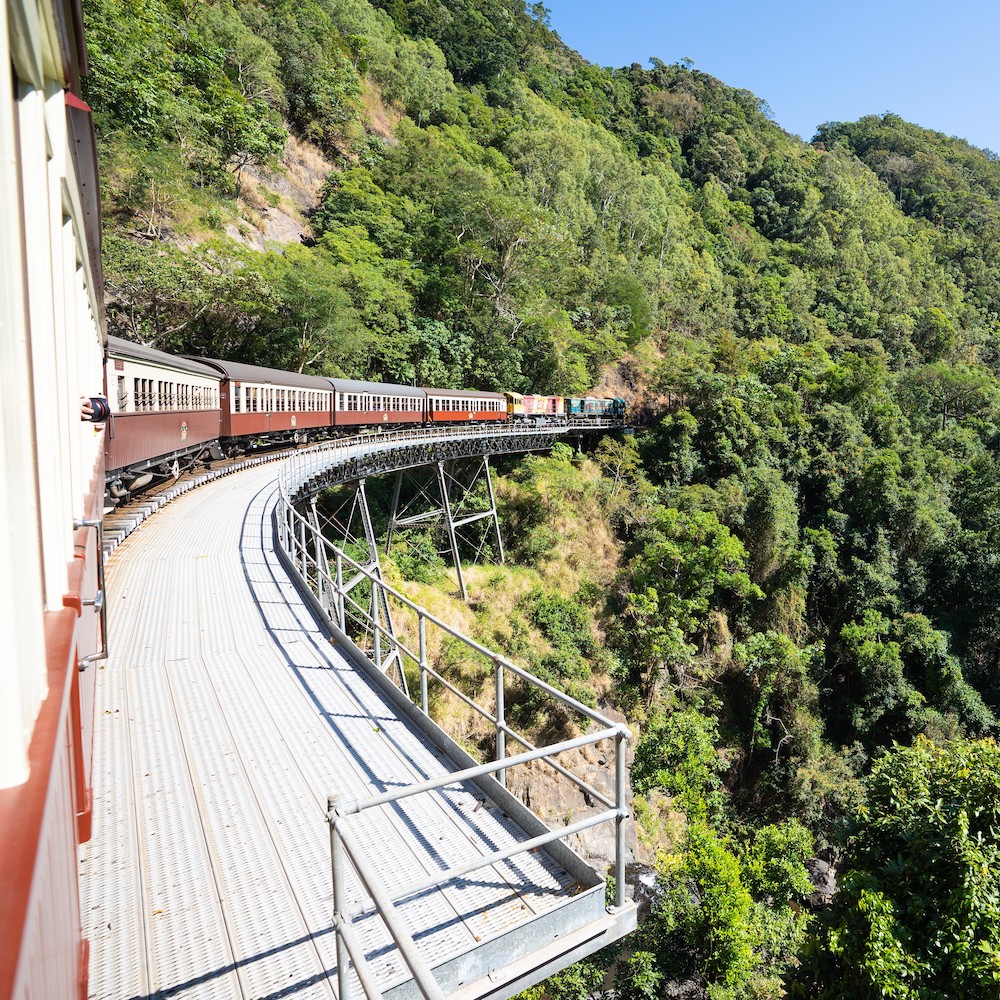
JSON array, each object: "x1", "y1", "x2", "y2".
[{"x1": 103, "y1": 335, "x2": 626, "y2": 503}]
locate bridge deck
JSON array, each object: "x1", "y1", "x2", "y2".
[{"x1": 79, "y1": 461, "x2": 604, "y2": 1000}]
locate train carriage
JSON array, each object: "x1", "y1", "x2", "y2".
[
  {"x1": 106, "y1": 337, "x2": 222, "y2": 481},
  {"x1": 2, "y1": 0, "x2": 110, "y2": 994},
  {"x1": 504, "y1": 391, "x2": 525, "y2": 419},
  {"x1": 522, "y1": 394, "x2": 565, "y2": 419},
  {"x1": 594, "y1": 396, "x2": 627, "y2": 419},
  {"x1": 425, "y1": 387, "x2": 507, "y2": 423},
  {"x1": 329, "y1": 378, "x2": 425, "y2": 429},
  {"x1": 564, "y1": 396, "x2": 626, "y2": 418},
  {"x1": 193, "y1": 357, "x2": 334, "y2": 448}
]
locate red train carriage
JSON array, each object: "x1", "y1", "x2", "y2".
[
  {"x1": 193, "y1": 358, "x2": 334, "y2": 449},
  {"x1": 425, "y1": 388, "x2": 507, "y2": 423},
  {"x1": 105, "y1": 337, "x2": 222, "y2": 487},
  {"x1": 328, "y1": 378, "x2": 425, "y2": 430}
]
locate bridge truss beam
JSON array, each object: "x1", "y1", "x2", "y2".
[{"x1": 386, "y1": 456, "x2": 505, "y2": 601}]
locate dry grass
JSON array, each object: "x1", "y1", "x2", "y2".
[{"x1": 360, "y1": 80, "x2": 403, "y2": 141}]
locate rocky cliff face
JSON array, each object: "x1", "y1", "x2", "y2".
[{"x1": 505, "y1": 711, "x2": 640, "y2": 874}]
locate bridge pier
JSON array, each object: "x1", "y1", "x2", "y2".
[
  {"x1": 301, "y1": 478, "x2": 405, "y2": 691},
  {"x1": 386, "y1": 456, "x2": 505, "y2": 601}
]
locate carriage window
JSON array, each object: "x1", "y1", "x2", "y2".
[
  {"x1": 234, "y1": 385, "x2": 241, "y2": 412},
  {"x1": 117, "y1": 376, "x2": 127, "y2": 411}
]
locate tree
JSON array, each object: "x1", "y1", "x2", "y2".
[{"x1": 789, "y1": 737, "x2": 1000, "y2": 998}]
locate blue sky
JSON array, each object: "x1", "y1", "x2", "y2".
[{"x1": 540, "y1": 0, "x2": 1000, "y2": 153}]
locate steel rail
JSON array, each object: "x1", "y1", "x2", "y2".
[
  {"x1": 337, "y1": 806, "x2": 621, "y2": 921},
  {"x1": 283, "y1": 499, "x2": 615, "y2": 729},
  {"x1": 338, "y1": 727, "x2": 623, "y2": 817},
  {"x1": 275, "y1": 420, "x2": 631, "y2": 1000}
]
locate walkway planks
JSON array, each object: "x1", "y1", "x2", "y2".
[{"x1": 79, "y1": 462, "x2": 595, "y2": 1000}]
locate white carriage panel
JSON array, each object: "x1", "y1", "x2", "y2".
[
  {"x1": 111, "y1": 355, "x2": 220, "y2": 415},
  {"x1": 72, "y1": 264, "x2": 105, "y2": 503},
  {"x1": 0, "y1": 16, "x2": 47, "y2": 786},
  {"x1": 237, "y1": 378, "x2": 273, "y2": 414},
  {"x1": 45, "y1": 89, "x2": 76, "y2": 609},
  {"x1": 19, "y1": 81, "x2": 68, "y2": 613},
  {"x1": 64, "y1": 238, "x2": 94, "y2": 510}
]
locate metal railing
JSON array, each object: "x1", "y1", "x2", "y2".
[
  {"x1": 274, "y1": 425, "x2": 631, "y2": 1000},
  {"x1": 279, "y1": 418, "x2": 622, "y2": 497}
]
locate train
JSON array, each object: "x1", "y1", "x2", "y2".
[
  {"x1": 2, "y1": 0, "x2": 108, "y2": 997},
  {"x1": 0, "y1": 0, "x2": 621, "y2": 989},
  {"x1": 103, "y1": 335, "x2": 626, "y2": 503}
]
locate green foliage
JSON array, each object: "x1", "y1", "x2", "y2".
[
  {"x1": 632, "y1": 707, "x2": 726, "y2": 819},
  {"x1": 741, "y1": 820, "x2": 814, "y2": 902},
  {"x1": 651, "y1": 822, "x2": 758, "y2": 995},
  {"x1": 609, "y1": 504, "x2": 761, "y2": 701},
  {"x1": 790, "y1": 737, "x2": 1000, "y2": 998},
  {"x1": 516, "y1": 588, "x2": 596, "y2": 708},
  {"x1": 84, "y1": 3, "x2": 1000, "y2": 992}
]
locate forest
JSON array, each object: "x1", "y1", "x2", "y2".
[{"x1": 82, "y1": 0, "x2": 1000, "y2": 996}]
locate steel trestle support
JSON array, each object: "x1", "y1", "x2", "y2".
[
  {"x1": 386, "y1": 456, "x2": 505, "y2": 600},
  {"x1": 296, "y1": 478, "x2": 404, "y2": 688}
]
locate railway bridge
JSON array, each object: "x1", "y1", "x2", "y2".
[{"x1": 80, "y1": 422, "x2": 636, "y2": 1000}]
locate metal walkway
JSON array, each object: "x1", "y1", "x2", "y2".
[{"x1": 79, "y1": 442, "x2": 632, "y2": 1000}]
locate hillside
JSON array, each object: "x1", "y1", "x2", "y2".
[{"x1": 83, "y1": 1, "x2": 1000, "y2": 997}]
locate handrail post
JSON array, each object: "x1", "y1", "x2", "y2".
[
  {"x1": 311, "y1": 495, "x2": 326, "y2": 609},
  {"x1": 372, "y1": 583, "x2": 382, "y2": 671},
  {"x1": 299, "y1": 516, "x2": 308, "y2": 577},
  {"x1": 614, "y1": 729, "x2": 627, "y2": 908},
  {"x1": 75, "y1": 517, "x2": 109, "y2": 668},
  {"x1": 328, "y1": 794, "x2": 352, "y2": 1000},
  {"x1": 335, "y1": 551, "x2": 345, "y2": 630},
  {"x1": 419, "y1": 614, "x2": 428, "y2": 716},
  {"x1": 495, "y1": 656, "x2": 506, "y2": 788}
]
